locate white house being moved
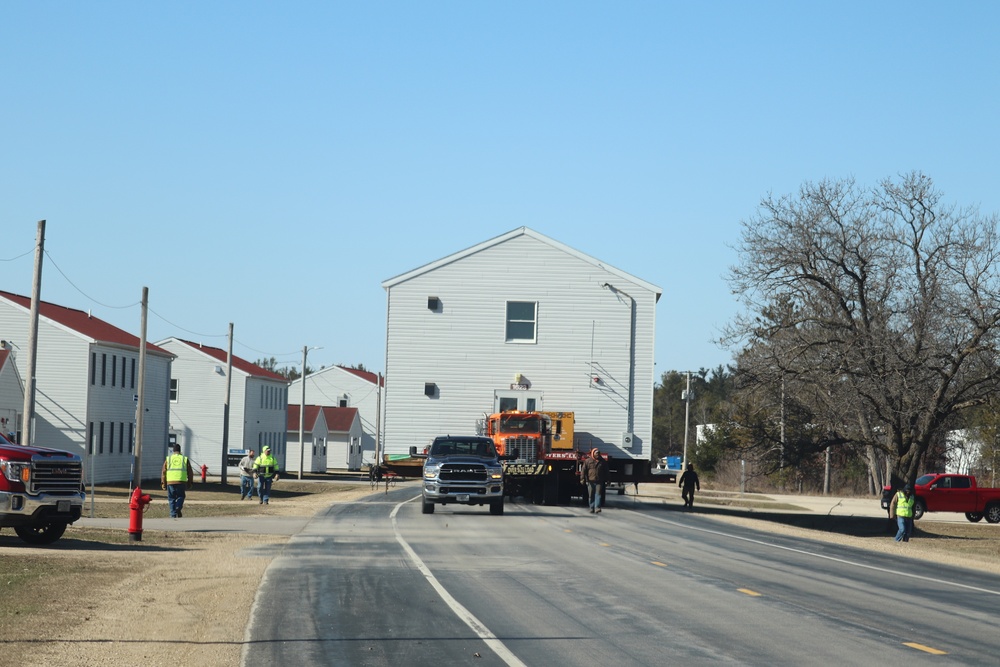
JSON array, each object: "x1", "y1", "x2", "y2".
[
  {"x1": 380, "y1": 227, "x2": 661, "y2": 460},
  {"x1": 0, "y1": 291, "x2": 173, "y2": 484},
  {"x1": 0, "y1": 342, "x2": 25, "y2": 439},
  {"x1": 157, "y1": 338, "x2": 289, "y2": 475},
  {"x1": 287, "y1": 365, "x2": 382, "y2": 459}
]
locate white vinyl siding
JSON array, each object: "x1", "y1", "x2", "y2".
[{"x1": 382, "y1": 229, "x2": 659, "y2": 460}]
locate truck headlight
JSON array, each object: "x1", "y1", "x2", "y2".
[
  {"x1": 1, "y1": 461, "x2": 30, "y2": 484},
  {"x1": 423, "y1": 465, "x2": 440, "y2": 479},
  {"x1": 489, "y1": 468, "x2": 503, "y2": 480}
]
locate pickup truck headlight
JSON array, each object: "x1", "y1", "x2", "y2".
[
  {"x1": 423, "y1": 464, "x2": 440, "y2": 479},
  {"x1": 1, "y1": 461, "x2": 30, "y2": 484},
  {"x1": 489, "y1": 468, "x2": 503, "y2": 480}
]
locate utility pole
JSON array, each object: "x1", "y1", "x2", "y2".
[
  {"x1": 21, "y1": 220, "x2": 45, "y2": 446},
  {"x1": 221, "y1": 322, "x2": 234, "y2": 486},
  {"x1": 681, "y1": 371, "x2": 693, "y2": 471},
  {"x1": 133, "y1": 287, "x2": 148, "y2": 489}
]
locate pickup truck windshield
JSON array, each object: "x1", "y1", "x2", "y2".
[{"x1": 431, "y1": 439, "x2": 496, "y2": 457}]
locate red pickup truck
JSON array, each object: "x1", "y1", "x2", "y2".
[{"x1": 901, "y1": 473, "x2": 1000, "y2": 523}]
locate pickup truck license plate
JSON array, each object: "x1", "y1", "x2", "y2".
[
  {"x1": 457, "y1": 494, "x2": 470, "y2": 502},
  {"x1": 57, "y1": 500, "x2": 71, "y2": 513}
]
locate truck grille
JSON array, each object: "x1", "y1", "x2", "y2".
[
  {"x1": 30, "y1": 459, "x2": 84, "y2": 495},
  {"x1": 502, "y1": 436, "x2": 539, "y2": 464},
  {"x1": 440, "y1": 464, "x2": 487, "y2": 482}
]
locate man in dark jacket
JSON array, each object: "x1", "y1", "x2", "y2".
[
  {"x1": 679, "y1": 463, "x2": 700, "y2": 509},
  {"x1": 581, "y1": 448, "x2": 608, "y2": 514}
]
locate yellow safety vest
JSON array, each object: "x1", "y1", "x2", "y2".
[
  {"x1": 895, "y1": 491, "x2": 915, "y2": 518},
  {"x1": 254, "y1": 454, "x2": 279, "y2": 479},
  {"x1": 165, "y1": 454, "x2": 189, "y2": 483}
]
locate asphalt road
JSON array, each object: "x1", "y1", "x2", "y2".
[{"x1": 243, "y1": 487, "x2": 1000, "y2": 666}]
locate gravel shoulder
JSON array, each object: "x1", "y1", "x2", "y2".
[{"x1": 2, "y1": 480, "x2": 997, "y2": 667}]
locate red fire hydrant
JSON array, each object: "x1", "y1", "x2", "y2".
[
  {"x1": 201, "y1": 464, "x2": 208, "y2": 483},
  {"x1": 128, "y1": 486, "x2": 152, "y2": 543}
]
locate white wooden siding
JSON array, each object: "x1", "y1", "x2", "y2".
[{"x1": 383, "y1": 232, "x2": 658, "y2": 459}]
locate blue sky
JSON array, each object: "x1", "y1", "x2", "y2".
[{"x1": 3, "y1": 2, "x2": 998, "y2": 379}]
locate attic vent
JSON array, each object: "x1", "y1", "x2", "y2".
[{"x1": 427, "y1": 296, "x2": 440, "y2": 311}]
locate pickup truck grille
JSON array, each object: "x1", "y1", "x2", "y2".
[
  {"x1": 440, "y1": 464, "x2": 487, "y2": 482},
  {"x1": 29, "y1": 459, "x2": 84, "y2": 495},
  {"x1": 502, "y1": 436, "x2": 539, "y2": 464}
]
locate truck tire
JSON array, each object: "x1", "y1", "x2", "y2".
[
  {"x1": 14, "y1": 521, "x2": 68, "y2": 545},
  {"x1": 490, "y1": 499, "x2": 504, "y2": 515},
  {"x1": 912, "y1": 499, "x2": 925, "y2": 521},
  {"x1": 985, "y1": 503, "x2": 1000, "y2": 524},
  {"x1": 966, "y1": 512, "x2": 984, "y2": 523},
  {"x1": 421, "y1": 499, "x2": 435, "y2": 514}
]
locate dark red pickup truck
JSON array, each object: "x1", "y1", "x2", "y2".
[{"x1": 892, "y1": 473, "x2": 1000, "y2": 523}]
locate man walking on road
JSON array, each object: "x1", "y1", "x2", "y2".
[
  {"x1": 238, "y1": 449, "x2": 256, "y2": 500},
  {"x1": 890, "y1": 484, "x2": 916, "y2": 542},
  {"x1": 679, "y1": 463, "x2": 700, "y2": 509},
  {"x1": 581, "y1": 448, "x2": 608, "y2": 514},
  {"x1": 161, "y1": 443, "x2": 193, "y2": 518},
  {"x1": 253, "y1": 446, "x2": 280, "y2": 505}
]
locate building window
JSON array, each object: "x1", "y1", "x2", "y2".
[
  {"x1": 121, "y1": 357, "x2": 127, "y2": 388},
  {"x1": 129, "y1": 423, "x2": 134, "y2": 453},
  {"x1": 108, "y1": 422, "x2": 114, "y2": 453},
  {"x1": 101, "y1": 353, "x2": 107, "y2": 386},
  {"x1": 119, "y1": 422, "x2": 125, "y2": 453},
  {"x1": 338, "y1": 395, "x2": 348, "y2": 408},
  {"x1": 91, "y1": 352, "x2": 96, "y2": 385},
  {"x1": 130, "y1": 358, "x2": 136, "y2": 389},
  {"x1": 505, "y1": 301, "x2": 537, "y2": 343},
  {"x1": 88, "y1": 422, "x2": 94, "y2": 455},
  {"x1": 98, "y1": 421, "x2": 105, "y2": 454},
  {"x1": 170, "y1": 379, "x2": 179, "y2": 402},
  {"x1": 111, "y1": 355, "x2": 117, "y2": 387}
]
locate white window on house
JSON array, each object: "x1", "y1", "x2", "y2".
[
  {"x1": 170, "y1": 379, "x2": 179, "y2": 402},
  {"x1": 338, "y1": 394, "x2": 348, "y2": 408},
  {"x1": 505, "y1": 301, "x2": 537, "y2": 343}
]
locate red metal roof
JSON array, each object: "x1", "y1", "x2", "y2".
[
  {"x1": 337, "y1": 366, "x2": 383, "y2": 386},
  {"x1": 0, "y1": 291, "x2": 171, "y2": 356},
  {"x1": 172, "y1": 339, "x2": 287, "y2": 382},
  {"x1": 287, "y1": 404, "x2": 322, "y2": 431},
  {"x1": 322, "y1": 406, "x2": 358, "y2": 433}
]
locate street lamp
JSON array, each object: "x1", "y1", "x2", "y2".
[
  {"x1": 681, "y1": 371, "x2": 693, "y2": 471},
  {"x1": 298, "y1": 345, "x2": 323, "y2": 481}
]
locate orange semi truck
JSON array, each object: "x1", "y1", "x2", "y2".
[{"x1": 480, "y1": 410, "x2": 657, "y2": 505}]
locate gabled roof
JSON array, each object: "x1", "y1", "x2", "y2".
[
  {"x1": 160, "y1": 338, "x2": 287, "y2": 382},
  {"x1": 287, "y1": 404, "x2": 323, "y2": 432},
  {"x1": 337, "y1": 366, "x2": 382, "y2": 386},
  {"x1": 380, "y1": 227, "x2": 662, "y2": 300},
  {"x1": 322, "y1": 406, "x2": 359, "y2": 433},
  {"x1": 286, "y1": 405, "x2": 358, "y2": 433},
  {"x1": 0, "y1": 291, "x2": 172, "y2": 356}
]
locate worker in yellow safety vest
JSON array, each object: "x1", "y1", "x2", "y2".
[
  {"x1": 253, "y1": 446, "x2": 280, "y2": 505},
  {"x1": 161, "y1": 443, "x2": 194, "y2": 518},
  {"x1": 890, "y1": 484, "x2": 915, "y2": 542}
]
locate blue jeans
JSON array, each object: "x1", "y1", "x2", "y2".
[
  {"x1": 588, "y1": 482, "x2": 602, "y2": 511},
  {"x1": 258, "y1": 476, "x2": 273, "y2": 503},
  {"x1": 895, "y1": 516, "x2": 913, "y2": 542},
  {"x1": 240, "y1": 475, "x2": 256, "y2": 498},
  {"x1": 166, "y1": 484, "x2": 186, "y2": 517}
]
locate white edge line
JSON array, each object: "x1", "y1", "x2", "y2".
[
  {"x1": 621, "y1": 507, "x2": 1000, "y2": 597},
  {"x1": 391, "y1": 499, "x2": 528, "y2": 667}
]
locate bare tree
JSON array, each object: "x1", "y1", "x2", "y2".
[{"x1": 723, "y1": 172, "x2": 1000, "y2": 489}]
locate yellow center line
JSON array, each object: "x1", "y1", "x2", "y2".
[
  {"x1": 903, "y1": 642, "x2": 948, "y2": 655},
  {"x1": 651, "y1": 561, "x2": 668, "y2": 568},
  {"x1": 737, "y1": 588, "x2": 762, "y2": 597}
]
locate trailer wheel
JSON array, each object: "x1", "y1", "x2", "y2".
[
  {"x1": 985, "y1": 503, "x2": 1000, "y2": 524},
  {"x1": 421, "y1": 499, "x2": 435, "y2": 514},
  {"x1": 912, "y1": 499, "x2": 925, "y2": 521},
  {"x1": 966, "y1": 512, "x2": 984, "y2": 523},
  {"x1": 14, "y1": 521, "x2": 67, "y2": 545}
]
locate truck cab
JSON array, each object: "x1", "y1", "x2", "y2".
[
  {"x1": 421, "y1": 435, "x2": 505, "y2": 515},
  {"x1": 0, "y1": 434, "x2": 86, "y2": 544}
]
